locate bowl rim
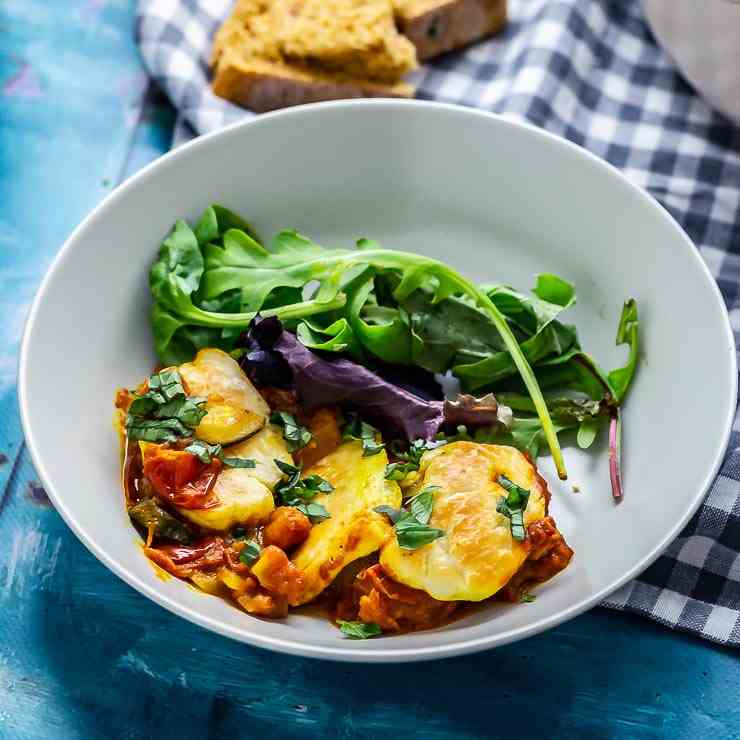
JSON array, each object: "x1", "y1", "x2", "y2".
[{"x1": 18, "y1": 99, "x2": 737, "y2": 662}]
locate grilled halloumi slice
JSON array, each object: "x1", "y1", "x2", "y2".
[
  {"x1": 291, "y1": 441, "x2": 401, "y2": 605},
  {"x1": 380, "y1": 441, "x2": 549, "y2": 602},
  {"x1": 179, "y1": 348, "x2": 269, "y2": 445},
  {"x1": 177, "y1": 425, "x2": 292, "y2": 531}
]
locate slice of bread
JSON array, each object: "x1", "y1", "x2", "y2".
[
  {"x1": 212, "y1": 0, "x2": 415, "y2": 112},
  {"x1": 394, "y1": 0, "x2": 507, "y2": 60},
  {"x1": 272, "y1": 0, "x2": 417, "y2": 83}
]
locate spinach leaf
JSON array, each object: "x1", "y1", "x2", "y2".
[
  {"x1": 337, "y1": 621, "x2": 382, "y2": 639},
  {"x1": 270, "y1": 411, "x2": 312, "y2": 452}
]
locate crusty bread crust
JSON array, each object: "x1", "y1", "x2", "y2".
[
  {"x1": 396, "y1": 0, "x2": 506, "y2": 60},
  {"x1": 213, "y1": 52, "x2": 412, "y2": 113}
]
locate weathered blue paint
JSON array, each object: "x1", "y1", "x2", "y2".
[{"x1": 1, "y1": 2, "x2": 738, "y2": 739}]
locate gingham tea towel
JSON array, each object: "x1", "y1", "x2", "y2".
[{"x1": 136, "y1": 0, "x2": 740, "y2": 646}]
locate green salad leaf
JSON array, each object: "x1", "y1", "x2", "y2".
[{"x1": 149, "y1": 205, "x2": 645, "y2": 483}]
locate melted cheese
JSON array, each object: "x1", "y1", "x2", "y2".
[
  {"x1": 179, "y1": 348, "x2": 269, "y2": 444},
  {"x1": 177, "y1": 425, "x2": 291, "y2": 531},
  {"x1": 291, "y1": 441, "x2": 401, "y2": 604},
  {"x1": 379, "y1": 442, "x2": 548, "y2": 602}
]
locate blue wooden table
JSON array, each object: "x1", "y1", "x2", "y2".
[{"x1": 1, "y1": 3, "x2": 738, "y2": 738}]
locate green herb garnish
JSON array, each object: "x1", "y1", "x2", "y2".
[
  {"x1": 337, "y1": 620, "x2": 382, "y2": 639},
  {"x1": 273, "y1": 459, "x2": 333, "y2": 522},
  {"x1": 270, "y1": 411, "x2": 312, "y2": 452},
  {"x1": 239, "y1": 540, "x2": 262, "y2": 566},
  {"x1": 384, "y1": 439, "x2": 443, "y2": 480},
  {"x1": 374, "y1": 486, "x2": 444, "y2": 550},
  {"x1": 496, "y1": 475, "x2": 530, "y2": 542},
  {"x1": 125, "y1": 369, "x2": 207, "y2": 442},
  {"x1": 343, "y1": 414, "x2": 385, "y2": 457},
  {"x1": 184, "y1": 439, "x2": 256, "y2": 468},
  {"x1": 520, "y1": 593, "x2": 536, "y2": 603}
]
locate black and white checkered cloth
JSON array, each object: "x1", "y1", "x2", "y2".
[{"x1": 136, "y1": 0, "x2": 740, "y2": 646}]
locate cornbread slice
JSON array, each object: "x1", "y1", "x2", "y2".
[
  {"x1": 212, "y1": 0, "x2": 415, "y2": 112},
  {"x1": 394, "y1": 0, "x2": 507, "y2": 60},
  {"x1": 272, "y1": 0, "x2": 417, "y2": 83}
]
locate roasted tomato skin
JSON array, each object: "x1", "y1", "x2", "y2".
[{"x1": 141, "y1": 445, "x2": 221, "y2": 509}]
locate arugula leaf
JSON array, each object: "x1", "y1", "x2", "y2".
[
  {"x1": 607, "y1": 299, "x2": 639, "y2": 403},
  {"x1": 342, "y1": 414, "x2": 385, "y2": 457},
  {"x1": 239, "y1": 540, "x2": 262, "y2": 566},
  {"x1": 496, "y1": 476, "x2": 530, "y2": 541},
  {"x1": 296, "y1": 317, "x2": 362, "y2": 356},
  {"x1": 270, "y1": 411, "x2": 312, "y2": 451},
  {"x1": 129, "y1": 498, "x2": 192, "y2": 543},
  {"x1": 337, "y1": 620, "x2": 382, "y2": 639}
]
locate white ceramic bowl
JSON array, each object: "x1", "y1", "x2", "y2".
[
  {"x1": 19, "y1": 101, "x2": 736, "y2": 661},
  {"x1": 644, "y1": 0, "x2": 740, "y2": 125}
]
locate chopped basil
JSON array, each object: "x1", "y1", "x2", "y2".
[
  {"x1": 497, "y1": 475, "x2": 531, "y2": 542},
  {"x1": 125, "y1": 369, "x2": 207, "y2": 442},
  {"x1": 337, "y1": 620, "x2": 382, "y2": 639},
  {"x1": 128, "y1": 498, "x2": 192, "y2": 543},
  {"x1": 374, "y1": 486, "x2": 444, "y2": 551},
  {"x1": 274, "y1": 458, "x2": 332, "y2": 522},
  {"x1": 185, "y1": 439, "x2": 220, "y2": 463},
  {"x1": 384, "y1": 439, "x2": 444, "y2": 480},
  {"x1": 239, "y1": 540, "x2": 262, "y2": 566},
  {"x1": 295, "y1": 501, "x2": 331, "y2": 523},
  {"x1": 231, "y1": 527, "x2": 247, "y2": 539},
  {"x1": 270, "y1": 411, "x2": 312, "y2": 451},
  {"x1": 220, "y1": 456, "x2": 257, "y2": 469},
  {"x1": 184, "y1": 439, "x2": 256, "y2": 468},
  {"x1": 342, "y1": 414, "x2": 385, "y2": 457},
  {"x1": 146, "y1": 369, "x2": 185, "y2": 403},
  {"x1": 125, "y1": 417, "x2": 191, "y2": 443},
  {"x1": 394, "y1": 518, "x2": 445, "y2": 550},
  {"x1": 373, "y1": 505, "x2": 407, "y2": 525},
  {"x1": 520, "y1": 593, "x2": 536, "y2": 603}
]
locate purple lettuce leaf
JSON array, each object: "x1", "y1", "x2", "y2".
[{"x1": 243, "y1": 317, "x2": 510, "y2": 441}]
